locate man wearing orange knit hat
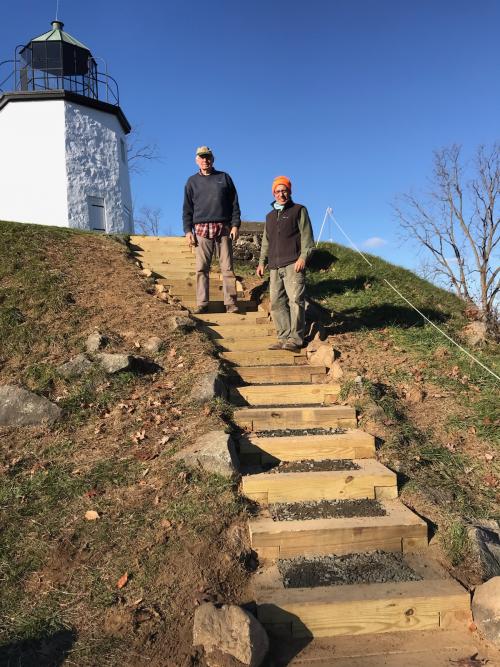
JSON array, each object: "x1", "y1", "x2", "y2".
[{"x1": 257, "y1": 176, "x2": 314, "y2": 351}]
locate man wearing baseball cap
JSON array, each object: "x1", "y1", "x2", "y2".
[
  {"x1": 256, "y1": 176, "x2": 314, "y2": 351},
  {"x1": 183, "y1": 146, "x2": 241, "y2": 314}
]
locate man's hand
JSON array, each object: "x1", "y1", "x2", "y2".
[
  {"x1": 256, "y1": 264, "x2": 265, "y2": 278},
  {"x1": 185, "y1": 232, "x2": 195, "y2": 247},
  {"x1": 230, "y1": 226, "x2": 239, "y2": 242},
  {"x1": 294, "y1": 257, "x2": 306, "y2": 272}
]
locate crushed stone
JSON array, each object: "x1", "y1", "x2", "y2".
[
  {"x1": 279, "y1": 551, "x2": 423, "y2": 588},
  {"x1": 270, "y1": 498, "x2": 387, "y2": 521}
]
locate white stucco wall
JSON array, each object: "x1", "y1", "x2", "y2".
[
  {"x1": 0, "y1": 100, "x2": 69, "y2": 227},
  {"x1": 64, "y1": 102, "x2": 133, "y2": 233}
]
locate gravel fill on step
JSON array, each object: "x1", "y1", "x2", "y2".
[
  {"x1": 254, "y1": 427, "x2": 346, "y2": 438},
  {"x1": 270, "y1": 498, "x2": 387, "y2": 521},
  {"x1": 266, "y1": 459, "x2": 360, "y2": 474},
  {"x1": 279, "y1": 551, "x2": 423, "y2": 588}
]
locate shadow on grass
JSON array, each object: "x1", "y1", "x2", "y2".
[
  {"x1": 308, "y1": 276, "x2": 373, "y2": 298},
  {"x1": 0, "y1": 629, "x2": 76, "y2": 667},
  {"x1": 308, "y1": 248, "x2": 338, "y2": 271},
  {"x1": 326, "y1": 303, "x2": 449, "y2": 332}
]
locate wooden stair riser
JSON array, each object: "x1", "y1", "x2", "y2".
[
  {"x1": 233, "y1": 383, "x2": 340, "y2": 406},
  {"x1": 234, "y1": 406, "x2": 357, "y2": 431},
  {"x1": 228, "y1": 365, "x2": 327, "y2": 384},
  {"x1": 182, "y1": 301, "x2": 258, "y2": 312},
  {"x1": 242, "y1": 461, "x2": 397, "y2": 504},
  {"x1": 250, "y1": 502, "x2": 428, "y2": 560},
  {"x1": 238, "y1": 431, "x2": 375, "y2": 465},
  {"x1": 194, "y1": 313, "x2": 270, "y2": 325},
  {"x1": 258, "y1": 585, "x2": 470, "y2": 639},
  {"x1": 202, "y1": 325, "x2": 276, "y2": 340},
  {"x1": 217, "y1": 338, "x2": 308, "y2": 353},
  {"x1": 222, "y1": 350, "x2": 308, "y2": 367}
]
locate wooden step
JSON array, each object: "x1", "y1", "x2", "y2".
[
  {"x1": 249, "y1": 500, "x2": 428, "y2": 560},
  {"x1": 171, "y1": 289, "x2": 244, "y2": 301},
  {"x1": 216, "y1": 337, "x2": 307, "y2": 353},
  {"x1": 222, "y1": 350, "x2": 308, "y2": 367},
  {"x1": 238, "y1": 431, "x2": 375, "y2": 465},
  {"x1": 241, "y1": 459, "x2": 397, "y2": 504},
  {"x1": 274, "y1": 630, "x2": 493, "y2": 667},
  {"x1": 203, "y1": 324, "x2": 276, "y2": 339},
  {"x1": 181, "y1": 300, "x2": 258, "y2": 312},
  {"x1": 233, "y1": 383, "x2": 340, "y2": 406},
  {"x1": 229, "y1": 365, "x2": 328, "y2": 384},
  {"x1": 195, "y1": 313, "x2": 271, "y2": 325},
  {"x1": 234, "y1": 405, "x2": 357, "y2": 431},
  {"x1": 254, "y1": 558, "x2": 470, "y2": 639}
]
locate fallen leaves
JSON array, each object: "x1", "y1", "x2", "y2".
[
  {"x1": 116, "y1": 572, "x2": 129, "y2": 589},
  {"x1": 131, "y1": 429, "x2": 146, "y2": 444},
  {"x1": 84, "y1": 510, "x2": 100, "y2": 521}
]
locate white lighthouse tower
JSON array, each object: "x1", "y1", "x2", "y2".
[{"x1": 0, "y1": 20, "x2": 134, "y2": 233}]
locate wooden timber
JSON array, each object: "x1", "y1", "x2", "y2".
[
  {"x1": 228, "y1": 365, "x2": 327, "y2": 384},
  {"x1": 249, "y1": 500, "x2": 428, "y2": 560},
  {"x1": 216, "y1": 337, "x2": 308, "y2": 353},
  {"x1": 233, "y1": 383, "x2": 340, "y2": 406},
  {"x1": 194, "y1": 313, "x2": 270, "y2": 325},
  {"x1": 241, "y1": 459, "x2": 397, "y2": 503},
  {"x1": 234, "y1": 405, "x2": 357, "y2": 430},
  {"x1": 202, "y1": 324, "x2": 276, "y2": 339},
  {"x1": 238, "y1": 430, "x2": 375, "y2": 464},
  {"x1": 255, "y1": 573, "x2": 470, "y2": 638},
  {"x1": 222, "y1": 350, "x2": 308, "y2": 367}
]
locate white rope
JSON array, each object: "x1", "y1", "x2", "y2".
[
  {"x1": 322, "y1": 208, "x2": 500, "y2": 383},
  {"x1": 315, "y1": 207, "x2": 331, "y2": 247}
]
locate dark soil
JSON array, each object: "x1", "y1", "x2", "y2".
[
  {"x1": 279, "y1": 551, "x2": 423, "y2": 588},
  {"x1": 254, "y1": 427, "x2": 346, "y2": 438},
  {"x1": 270, "y1": 498, "x2": 387, "y2": 521},
  {"x1": 266, "y1": 459, "x2": 360, "y2": 474}
]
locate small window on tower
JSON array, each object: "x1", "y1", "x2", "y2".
[
  {"x1": 88, "y1": 196, "x2": 106, "y2": 232},
  {"x1": 120, "y1": 138, "x2": 127, "y2": 163}
]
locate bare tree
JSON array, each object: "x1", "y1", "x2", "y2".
[
  {"x1": 393, "y1": 144, "x2": 499, "y2": 326},
  {"x1": 127, "y1": 126, "x2": 161, "y2": 175},
  {"x1": 135, "y1": 206, "x2": 162, "y2": 236}
]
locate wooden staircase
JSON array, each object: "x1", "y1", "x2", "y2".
[{"x1": 130, "y1": 235, "x2": 475, "y2": 665}]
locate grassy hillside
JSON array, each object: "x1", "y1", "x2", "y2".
[
  {"x1": 0, "y1": 222, "x2": 248, "y2": 667},
  {"x1": 306, "y1": 243, "x2": 499, "y2": 570}
]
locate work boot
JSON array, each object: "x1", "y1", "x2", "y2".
[
  {"x1": 283, "y1": 341, "x2": 301, "y2": 352},
  {"x1": 268, "y1": 340, "x2": 285, "y2": 350},
  {"x1": 225, "y1": 304, "x2": 239, "y2": 314},
  {"x1": 193, "y1": 305, "x2": 208, "y2": 314}
]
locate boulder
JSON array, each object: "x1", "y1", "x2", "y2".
[
  {"x1": 306, "y1": 340, "x2": 337, "y2": 369},
  {"x1": 173, "y1": 430, "x2": 239, "y2": 479},
  {"x1": 190, "y1": 370, "x2": 228, "y2": 404},
  {"x1": 96, "y1": 353, "x2": 132, "y2": 374},
  {"x1": 58, "y1": 354, "x2": 93, "y2": 379},
  {"x1": 86, "y1": 331, "x2": 106, "y2": 354},
  {"x1": 327, "y1": 360, "x2": 344, "y2": 380},
  {"x1": 193, "y1": 602, "x2": 269, "y2": 667},
  {"x1": 169, "y1": 315, "x2": 196, "y2": 332},
  {"x1": 142, "y1": 337, "x2": 164, "y2": 354},
  {"x1": 0, "y1": 385, "x2": 61, "y2": 426},
  {"x1": 467, "y1": 520, "x2": 500, "y2": 580},
  {"x1": 472, "y1": 576, "x2": 500, "y2": 645},
  {"x1": 462, "y1": 321, "x2": 488, "y2": 347}
]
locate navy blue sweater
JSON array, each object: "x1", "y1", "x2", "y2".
[{"x1": 182, "y1": 170, "x2": 241, "y2": 233}]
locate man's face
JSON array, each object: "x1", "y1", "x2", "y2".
[
  {"x1": 196, "y1": 154, "x2": 214, "y2": 171},
  {"x1": 274, "y1": 186, "x2": 290, "y2": 205}
]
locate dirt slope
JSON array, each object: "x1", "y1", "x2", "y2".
[{"x1": 0, "y1": 222, "x2": 250, "y2": 666}]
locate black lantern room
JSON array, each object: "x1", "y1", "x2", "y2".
[
  {"x1": 4, "y1": 20, "x2": 120, "y2": 105},
  {"x1": 18, "y1": 21, "x2": 98, "y2": 98}
]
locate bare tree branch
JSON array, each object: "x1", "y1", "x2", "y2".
[
  {"x1": 393, "y1": 143, "x2": 499, "y2": 327},
  {"x1": 127, "y1": 126, "x2": 162, "y2": 176},
  {"x1": 134, "y1": 206, "x2": 162, "y2": 236}
]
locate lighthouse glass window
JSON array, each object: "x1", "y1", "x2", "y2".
[{"x1": 88, "y1": 196, "x2": 106, "y2": 232}]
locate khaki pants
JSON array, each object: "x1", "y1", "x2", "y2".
[
  {"x1": 269, "y1": 263, "x2": 306, "y2": 346},
  {"x1": 195, "y1": 234, "x2": 237, "y2": 307}
]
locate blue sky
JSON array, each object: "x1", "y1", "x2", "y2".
[{"x1": 1, "y1": 0, "x2": 499, "y2": 272}]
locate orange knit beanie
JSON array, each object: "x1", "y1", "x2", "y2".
[{"x1": 272, "y1": 176, "x2": 292, "y2": 195}]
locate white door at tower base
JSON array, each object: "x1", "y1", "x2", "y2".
[{"x1": 88, "y1": 196, "x2": 106, "y2": 232}]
